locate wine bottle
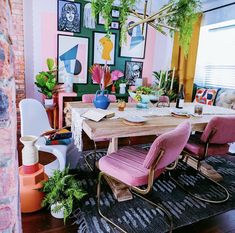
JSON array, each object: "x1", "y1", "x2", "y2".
[{"x1": 176, "y1": 84, "x2": 185, "y2": 109}]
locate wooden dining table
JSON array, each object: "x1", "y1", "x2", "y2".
[{"x1": 67, "y1": 102, "x2": 235, "y2": 154}]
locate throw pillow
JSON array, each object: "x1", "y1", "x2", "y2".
[{"x1": 194, "y1": 88, "x2": 218, "y2": 105}]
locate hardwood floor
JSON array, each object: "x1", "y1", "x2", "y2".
[{"x1": 19, "y1": 135, "x2": 235, "y2": 233}]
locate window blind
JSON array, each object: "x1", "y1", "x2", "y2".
[{"x1": 194, "y1": 20, "x2": 235, "y2": 89}]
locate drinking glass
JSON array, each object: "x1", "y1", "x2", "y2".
[
  {"x1": 194, "y1": 104, "x2": 203, "y2": 115},
  {"x1": 149, "y1": 92, "x2": 159, "y2": 114}
]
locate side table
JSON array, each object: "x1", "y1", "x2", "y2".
[
  {"x1": 45, "y1": 104, "x2": 57, "y2": 129},
  {"x1": 58, "y1": 92, "x2": 77, "y2": 128}
]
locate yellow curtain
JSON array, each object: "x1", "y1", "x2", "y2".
[{"x1": 171, "y1": 15, "x2": 202, "y2": 102}]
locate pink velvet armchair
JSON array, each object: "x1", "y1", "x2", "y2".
[{"x1": 97, "y1": 121, "x2": 191, "y2": 233}]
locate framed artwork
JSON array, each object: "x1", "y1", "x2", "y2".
[
  {"x1": 111, "y1": 9, "x2": 120, "y2": 18},
  {"x1": 58, "y1": 34, "x2": 89, "y2": 84},
  {"x1": 111, "y1": 21, "x2": 119, "y2": 29},
  {"x1": 93, "y1": 32, "x2": 116, "y2": 66},
  {"x1": 57, "y1": 0, "x2": 81, "y2": 33},
  {"x1": 98, "y1": 13, "x2": 105, "y2": 25},
  {"x1": 120, "y1": 14, "x2": 147, "y2": 59},
  {"x1": 125, "y1": 61, "x2": 143, "y2": 86}
]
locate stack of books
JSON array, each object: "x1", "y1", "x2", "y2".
[{"x1": 44, "y1": 129, "x2": 72, "y2": 145}]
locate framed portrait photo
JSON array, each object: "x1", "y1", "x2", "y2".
[
  {"x1": 58, "y1": 0, "x2": 81, "y2": 33},
  {"x1": 111, "y1": 9, "x2": 120, "y2": 18},
  {"x1": 125, "y1": 61, "x2": 143, "y2": 86},
  {"x1": 111, "y1": 21, "x2": 119, "y2": 29},
  {"x1": 93, "y1": 32, "x2": 116, "y2": 66},
  {"x1": 120, "y1": 14, "x2": 147, "y2": 59},
  {"x1": 58, "y1": 34, "x2": 89, "y2": 84}
]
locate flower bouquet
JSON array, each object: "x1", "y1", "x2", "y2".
[{"x1": 89, "y1": 64, "x2": 113, "y2": 109}]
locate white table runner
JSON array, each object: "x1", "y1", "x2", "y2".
[{"x1": 71, "y1": 104, "x2": 235, "y2": 150}]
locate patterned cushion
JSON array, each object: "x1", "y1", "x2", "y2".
[
  {"x1": 194, "y1": 88, "x2": 218, "y2": 105},
  {"x1": 215, "y1": 88, "x2": 235, "y2": 109}
]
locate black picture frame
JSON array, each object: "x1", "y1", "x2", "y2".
[
  {"x1": 57, "y1": 0, "x2": 81, "y2": 33},
  {"x1": 57, "y1": 34, "x2": 89, "y2": 84},
  {"x1": 119, "y1": 14, "x2": 148, "y2": 59},
  {"x1": 98, "y1": 13, "x2": 105, "y2": 25},
  {"x1": 125, "y1": 61, "x2": 143, "y2": 86},
  {"x1": 111, "y1": 21, "x2": 120, "y2": 29},
  {"x1": 92, "y1": 31, "x2": 116, "y2": 66},
  {"x1": 111, "y1": 9, "x2": 120, "y2": 18}
]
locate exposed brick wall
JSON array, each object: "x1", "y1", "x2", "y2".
[
  {"x1": 11, "y1": 0, "x2": 25, "y2": 133},
  {"x1": 0, "y1": 0, "x2": 21, "y2": 232}
]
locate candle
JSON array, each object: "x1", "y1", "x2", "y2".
[
  {"x1": 159, "y1": 71, "x2": 162, "y2": 88},
  {"x1": 170, "y1": 67, "x2": 175, "y2": 91}
]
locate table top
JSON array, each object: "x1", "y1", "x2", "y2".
[{"x1": 68, "y1": 102, "x2": 235, "y2": 140}]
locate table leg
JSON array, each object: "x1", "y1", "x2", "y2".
[
  {"x1": 107, "y1": 138, "x2": 118, "y2": 154},
  {"x1": 106, "y1": 137, "x2": 133, "y2": 201}
]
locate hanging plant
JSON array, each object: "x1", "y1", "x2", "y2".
[
  {"x1": 91, "y1": 0, "x2": 201, "y2": 55},
  {"x1": 165, "y1": 0, "x2": 201, "y2": 55}
]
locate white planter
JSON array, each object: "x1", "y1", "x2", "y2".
[
  {"x1": 20, "y1": 135, "x2": 39, "y2": 166},
  {"x1": 51, "y1": 203, "x2": 64, "y2": 219},
  {"x1": 44, "y1": 98, "x2": 54, "y2": 106}
]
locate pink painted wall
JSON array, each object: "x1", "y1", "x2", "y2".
[
  {"x1": 133, "y1": 26, "x2": 157, "y2": 85},
  {"x1": 24, "y1": 0, "x2": 169, "y2": 100}
]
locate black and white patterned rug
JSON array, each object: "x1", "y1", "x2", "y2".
[{"x1": 73, "y1": 151, "x2": 235, "y2": 233}]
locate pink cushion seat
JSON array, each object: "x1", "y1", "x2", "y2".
[
  {"x1": 99, "y1": 146, "x2": 164, "y2": 187},
  {"x1": 185, "y1": 134, "x2": 229, "y2": 159}
]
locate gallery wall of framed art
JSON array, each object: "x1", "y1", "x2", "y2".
[{"x1": 56, "y1": 0, "x2": 147, "y2": 96}]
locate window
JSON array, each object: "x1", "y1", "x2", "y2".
[{"x1": 194, "y1": 6, "x2": 235, "y2": 89}]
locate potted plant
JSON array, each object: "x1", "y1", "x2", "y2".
[
  {"x1": 35, "y1": 58, "x2": 57, "y2": 106},
  {"x1": 41, "y1": 167, "x2": 87, "y2": 222}
]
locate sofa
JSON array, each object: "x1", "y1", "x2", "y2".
[{"x1": 193, "y1": 84, "x2": 235, "y2": 109}]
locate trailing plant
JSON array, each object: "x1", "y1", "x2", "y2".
[
  {"x1": 166, "y1": 0, "x2": 201, "y2": 55},
  {"x1": 91, "y1": 0, "x2": 201, "y2": 54},
  {"x1": 35, "y1": 58, "x2": 57, "y2": 99},
  {"x1": 41, "y1": 167, "x2": 87, "y2": 223}
]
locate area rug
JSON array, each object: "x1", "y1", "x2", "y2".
[{"x1": 73, "y1": 151, "x2": 235, "y2": 233}]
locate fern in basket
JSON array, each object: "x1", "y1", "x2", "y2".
[{"x1": 41, "y1": 167, "x2": 87, "y2": 223}]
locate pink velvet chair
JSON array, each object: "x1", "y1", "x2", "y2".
[
  {"x1": 157, "y1": 95, "x2": 170, "y2": 107},
  {"x1": 82, "y1": 94, "x2": 116, "y2": 170},
  {"x1": 97, "y1": 121, "x2": 191, "y2": 233},
  {"x1": 177, "y1": 116, "x2": 235, "y2": 203},
  {"x1": 184, "y1": 116, "x2": 235, "y2": 167}
]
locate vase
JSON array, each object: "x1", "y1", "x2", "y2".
[
  {"x1": 93, "y1": 90, "x2": 110, "y2": 110},
  {"x1": 44, "y1": 98, "x2": 54, "y2": 106},
  {"x1": 51, "y1": 202, "x2": 64, "y2": 219},
  {"x1": 20, "y1": 135, "x2": 39, "y2": 174},
  {"x1": 128, "y1": 91, "x2": 150, "y2": 109},
  {"x1": 19, "y1": 136, "x2": 48, "y2": 213}
]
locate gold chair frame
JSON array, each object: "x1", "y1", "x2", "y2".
[{"x1": 97, "y1": 150, "x2": 173, "y2": 233}]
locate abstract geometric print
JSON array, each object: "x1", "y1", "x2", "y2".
[{"x1": 58, "y1": 35, "x2": 88, "y2": 84}]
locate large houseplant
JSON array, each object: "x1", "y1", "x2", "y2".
[
  {"x1": 35, "y1": 58, "x2": 57, "y2": 106},
  {"x1": 91, "y1": 0, "x2": 201, "y2": 54},
  {"x1": 41, "y1": 167, "x2": 86, "y2": 223}
]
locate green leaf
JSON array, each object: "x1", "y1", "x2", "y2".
[{"x1": 47, "y1": 58, "x2": 54, "y2": 71}]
